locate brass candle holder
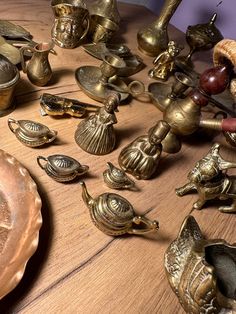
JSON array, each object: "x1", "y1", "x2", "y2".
[{"x1": 75, "y1": 53, "x2": 129, "y2": 102}]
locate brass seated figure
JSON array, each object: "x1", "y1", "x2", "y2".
[{"x1": 176, "y1": 143, "x2": 236, "y2": 212}]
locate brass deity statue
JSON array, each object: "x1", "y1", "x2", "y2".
[
  {"x1": 118, "y1": 120, "x2": 170, "y2": 180},
  {"x1": 176, "y1": 143, "x2": 236, "y2": 213},
  {"x1": 149, "y1": 41, "x2": 182, "y2": 81},
  {"x1": 74, "y1": 92, "x2": 120, "y2": 155}
]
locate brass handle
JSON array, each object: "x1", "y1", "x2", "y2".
[
  {"x1": 8, "y1": 118, "x2": 19, "y2": 134},
  {"x1": 46, "y1": 130, "x2": 58, "y2": 143},
  {"x1": 78, "y1": 14, "x2": 90, "y2": 42},
  {"x1": 19, "y1": 46, "x2": 35, "y2": 73},
  {"x1": 37, "y1": 156, "x2": 48, "y2": 169},
  {"x1": 129, "y1": 216, "x2": 159, "y2": 235}
]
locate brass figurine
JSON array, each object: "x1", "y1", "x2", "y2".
[
  {"x1": 0, "y1": 55, "x2": 20, "y2": 117},
  {"x1": 8, "y1": 118, "x2": 57, "y2": 147},
  {"x1": 165, "y1": 215, "x2": 236, "y2": 313},
  {"x1": 51, "y1": 0, "x2": 90, "y2": 49},
  {"x1": 75, "y1": 53, "x2": 129, "y2": 102},
  {"x1": 37, "y1": 154, "x2": 89, "y2": 182},
  {"x1": 40, "y1": 93, "x2": 99, "y2": 117},
  {"x1": 75, "y1": 93, "x2": 120, "y2": 155},
  {"x1": 20, "y1": 42, "x2": 56, "y2": 86},
  {"x1": 80, "y1": 181, "x2": 159, "y2": 236},
  {"x1": 118, "y1": 120, "x2": 170, "y2": 180},
  {"x1": 176, "y1": 143, "x2": 236, "y2": 212},
  {"x1": 137, "y1": 0, "x2": 182, "y2": 56},
  {"x1": 148, "y1": 41, "x2": 183, "y2": 81},
  {"x1": 176, "y1": 13, "x2": 223, "y2": 72},
  {"x1": 103, "y1": 162, "x2": 135, "y2": 190}
]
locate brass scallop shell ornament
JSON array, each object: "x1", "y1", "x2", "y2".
[
  {"x1": 164, "y1": 215, "x2": 236, "y2": 313},
  {"x1": 103, "y1": 162, "x2": 135, "y2": 190},
  {"x1": 8, "y1": 118, "x2": 57, "y2": 147},
  {"x1": 80, "y1": 181, "x2": 159, "y2": 236},
  {"x1": 37, "y1": 154, "x2": 89, "y2": 182}
]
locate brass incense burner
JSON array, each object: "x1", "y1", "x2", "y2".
[
  {"x1": 165, "y1": 215, "x2": 236, "y2": 313},
  {"x1": 80, "y1": 181, "x2": 159, "y2": 236},
  {"x1": 8, "y1": 118, "x2": 57, "y2": 147},
  {"x1": 118, "y1": 120, "x2": 170, "y2": 180},
  {"x1": 75, "y1": 54, "x2": 129, "y2": 102},
  {"x1": 37, "y1": 154, "x2": 89, "y2": 182},
  {"x1": 103, "y1": 162, "x2": 135, "y2": 190},
  {"x1": 176, "y1": 13, "x2": 223, "y2": 72},
  {"x1": 40, "y1": 93, "x2": 99, "y2": 117},
  {"x1": 176, "y1": 143, "x2": 236, "y2": 213}
]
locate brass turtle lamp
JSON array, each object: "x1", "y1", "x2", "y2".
[
  {"x1": 165, "y1": 215, "x2": 236, "y2": 313},
  {"x1": 75, "y1": 53, "x2": 129, "y2": 102}
]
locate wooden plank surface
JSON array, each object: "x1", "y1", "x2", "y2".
[{"x1": 0, "y1": 1, "x2": 236, "y2": 313}]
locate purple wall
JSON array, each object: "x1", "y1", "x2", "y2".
[{"x1": 149, "y1": 0, "x2": 236, "y2": 39}]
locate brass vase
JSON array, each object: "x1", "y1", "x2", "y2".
[
  {"x1": 88, "y1": 0, "x2": 120, "y2": 25},
  {"x1": 137, "y1": 0, "x2": 182, "y2": 57}
]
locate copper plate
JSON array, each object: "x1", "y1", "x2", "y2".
[{"x1": 0, "y1": 150, "x2": 42, "y2": 300}]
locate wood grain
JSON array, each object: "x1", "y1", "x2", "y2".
[{"x1": 0, "y1": 1, "x2": 235, "y2": 313}]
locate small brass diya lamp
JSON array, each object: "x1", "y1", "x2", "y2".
[
  {"x1": 103, "y1": 162, "x2": 135, "y2": 190},
  {"x1": 0, "y1": 55, "x2": 20, "y2": 117},
  {"x1": 80, "y1": 181, "x2": 159, "y2": 236},
  {"x1": 37, "y1": 154, "x2": 89, "y2": 182},
  {"x1": 165, "y1": 215, "x2": 236, "y2": 313},
  {"x1": 8, "y1": 118, "x2": 57, "y2": 147}
]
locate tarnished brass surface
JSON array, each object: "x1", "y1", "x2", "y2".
[
  {"x1": 51, "y1": 0, "x2": 89, "y2": 49},
  {"x1": 165, "y1": 215, "x2": 236, "y2": 313},
  {"x1": 103, "y1": 162, "x2": 135, "y2": 190},
  {"x1": 80, "y1": 181, "x2": 159, "y2": 236},
  {"x1": 0, "y1": 35, "x2": 21, "y2": 64},
  {"x1": 83, "y1": 43, "x2": 144, "y2": 77},
  {"x1": 0, "y1": 20, "x2": 32, "y2": 40},
  {"x1": 118, "y1": 120, "x2": 170, "y2": 180},
  {"x1": 40, "y1": 93, "x2": 99, "y2": 117},
  {"x1": 137, "y1": 0, "x2": 182, "y2": 56},
  {"x1": 176, "y1": 13, "x2": 223, "y2": 70},
  {"x1": 0, "y1": 55, "x2": 20, "y2": 117},
  {"x1": 75, "y1": 54, "x2": 129, "y2": 102},
  {"x1": 74, "y1": 93, "x2": 120, "y2": 155},
  {"x1": 8, "y1": 118, "x2": 57, "y2": 147},
  {"x1": 88, "y1": 0, "x2": 120, "y2": 25},
  {"x1": 176, "y1": 143, "x2": 236, "y2": 212},
  {"x1": 20, "y1": 42, "x2": 56, "y2": 86},
  {"x1": 0, "y1": 150, "x2": 42, "y2": 300},
  {"x1": 149, "y1": 41, "x2": 182, "y2": 81},
  {"x1": 37, "y1": 154, "x2": 89, "y2": 182},
  {"x1": 88, "y1": 15, "x2": 119, "y2": 43}
]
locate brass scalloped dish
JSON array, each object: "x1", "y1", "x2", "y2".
[{"x1": 0, "y1": 150, "x2": 42, "y2": 300}]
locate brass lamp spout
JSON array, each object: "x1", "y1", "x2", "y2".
[{"x1": 79, "y1": 181, "x2": 95, "y2": 208}]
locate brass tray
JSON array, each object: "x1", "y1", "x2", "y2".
[{"x1": 0, "y1": 150, "x2": 42, "y2": 300}]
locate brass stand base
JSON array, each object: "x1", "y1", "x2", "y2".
[{"x1": 75, "y1": 66, "x2": 129, "y2": 102}]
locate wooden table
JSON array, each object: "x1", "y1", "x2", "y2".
[{"x1": 1, "y1": 1, "x2": 235, "y2": 313}]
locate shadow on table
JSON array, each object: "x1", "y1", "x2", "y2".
[{"x1": 0, "y1": 179, "x2": 54, "y2": 313}]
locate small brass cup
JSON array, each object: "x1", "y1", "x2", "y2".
[
  {"x1": 89, "y1": 15, "x2": 119, "y2": 43},
  {"x1": 99, "y1": 54, "x2": 126, "y2": 83}
]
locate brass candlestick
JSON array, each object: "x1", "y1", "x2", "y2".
[{"x1": 75, "y1": 53, "x2": 129, "y2": 102}]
